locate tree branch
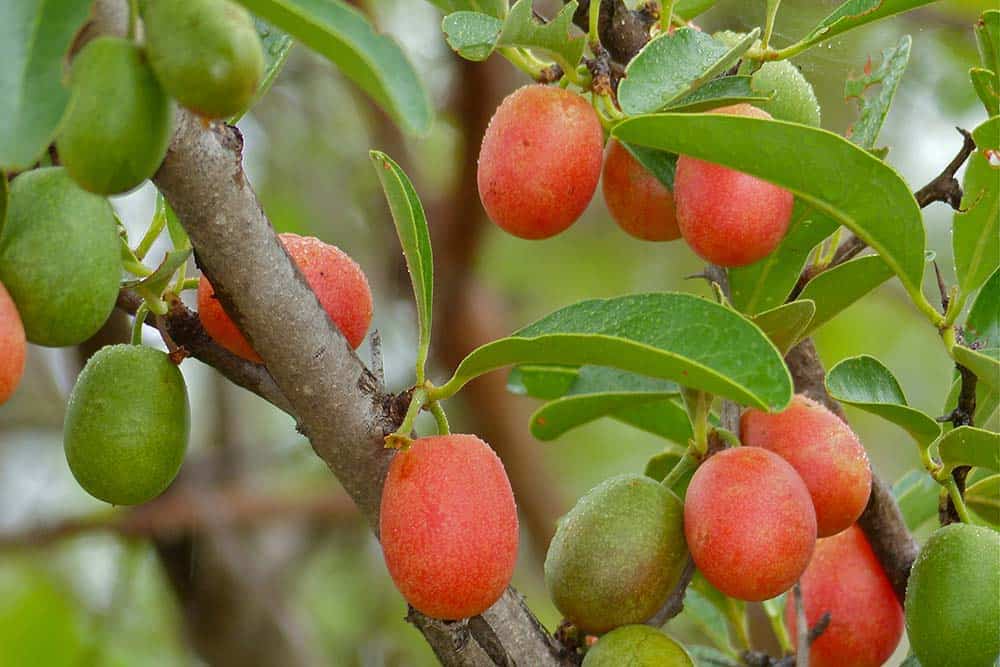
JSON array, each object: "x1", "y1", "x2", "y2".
[
  {"x1": 914, "y1": 127, "x2": 976, "y2": 209},
  {"x1": 571, "y1": 0, "x2": 654, "y2": 64}
]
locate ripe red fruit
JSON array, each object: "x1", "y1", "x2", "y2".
[
  {"x1": 477, "y1": 85, "x2": 604, "y2": 239},
  {"x1": 741, "y1": 394, "x2": 871, "y2": 537},
  {"x1": 673, "y1": 104, "x2": 793, "y2": 266},
  {"x1": 602, "y1": 140, "x2": 680, "y2": 241},
  {"x1": 379, "y1": 434, "x2": 518, "y2": 620},
  {"x1": 684, "y1": 447, "x2": 816, "y2": 601},
  {"x1": 198, "y1": 233, "x2": 372, "y2": 362},
  {"x1": 787, "y1": 525, "x2": 903, "y2": 667},
  {"x1": 0, "y1": 280, "x2": 26, "y2": 405}
]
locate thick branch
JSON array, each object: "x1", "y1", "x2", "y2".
[{"x1": 571, "y1": 0, "x2": 654, "y2": 64}]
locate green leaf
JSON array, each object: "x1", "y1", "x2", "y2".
[
  {"x1": 686, "y1": 645, "x2": 740, "y2": 667},
  {"x1": 665, "y1": 76, "x2": 771, "y2": 114},
  {"x1": 970, "y1": 68, "x2": 999, "y2": 118},
  {"x1": 234, "y1": 0, "x2": 432, "y2": 135},
  {"x1": 0, "y1": 566, "x2": 86, "y2": 666},
  {"x1": 440, "y1": 293, "x2": 793, "y2": 410},
  {"x1": 0, "y1": 174, "x2": 7, "y2": 237},
  {"x1": 798, "y1": 254, "x2": 894, "y2": 335},
  {"x1": 943, "y1": 371, "x2": 999, "y2": 433},
  {"x1": 826, "y1": 355, "x2": 941, "y2": 448},
  {"x1": 899, "y1": 655, "x2": 922, "y2": 667},
  {"x1": 238, "y1": 18, "x2": 295, "y2": 120},
  {"x1": 160, "y1": 194, "x2": 190, "y2": 251},
  {"x1": 966, "y1": 268, "x2": 999, "y2": 350},
  {"x1": 621, "y1": 144, "x2": 677, "y2": 190},
  {"x1": 644, "y1": 447, "x2": 686, "y2": 482},
  {"x1": 730, "y1": 203, "x2": 839, "y2": 315},
  {"x1": 674, "y1": 0, "x2": 718, "y2": 21},
  {"x1": 966, "y1": 473, "x2": 1000, "y2": 528},
  {"x1": 953, "y1": 120, "x2": 999, "y2": 294},
  {"x1": 684, "y1": 586, "x2": 735, "y2": 654},
  {"x1": 613, "y1": 114, "x2": 928, "y2": 304},
  {"x1": 507, "y1": 364, "x2": 579, "y2": 399},
  {"x1": 953, "y1": 345, "x2": 1000, "y2": 392},
  {"x1": 497, "y1": 0, "x2": 584, "y2": 74},
  {"x1": 892, "y1": 469, "x2": 940, "y2": 531},
  {"x1": 442, "y1": 11, "x2": 502, "y2": 61},
  {"x1": 792, "y1": 0, "x2": 938, "y2": 55},
  {"x1": 423, "y1": 0, "x2": 506, "y2": 19},
  {"x1": 937, "y1": 426, "x2": 1000, "y2": 472},
  {"x1": 752, "y1": 299, "x2": 815, "y2": 353},
  {"x1": 976, "y1": 10, "x2": 999, "y2": 75},
  {"x1": 531, "y1": 394, "x2": 691, "y2": 441},
  {"x1": 844, "y1": 35, "x2": 911, "y2": 150},
  {"x1": 0, "y1": 0, "x2": 93, "y2": 169},
  {"x1": 370, "y1": 151, "x2": 433, "y2": 380},
  {"x1": 619, "y1": 29, "x2": 759, "y2": 115}
]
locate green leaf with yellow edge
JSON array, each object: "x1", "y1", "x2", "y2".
[
  {"x1": 798, "y1": 254, "x2": 895, "y2": 336},
  {"x1": 826, "y1": 354, "x2": 941, "y2": 448},
  {"x1": 937, "y1": 426, "x2": 1000, "y2": 473},
  {"x1": 966, "y1": 473, "x2": 1000, "y2": 528},
  {"x1": 791, "y1": 0, "x2": 938, "y2": 55},
  {"x1": 845, "y1": 35, "x2": 911, "y2": 150},
  {"x1": 497, "y1": 0, "x2": 584, "y2": 74},
  {"x1": 953, "y1": 345, "x2": 1000, "y2": 392},
  {"x1": 954, "y1": 117, "x2": 999, "y2": 294},
  {"x1": 234, "y1": 0, "x2": 432, "y2": 135},
  {"x1": 752, "y1": 299, "x2": 815, "y2": 353},
  {"x1": 614, "y1": 114, "x2": 929, "y2": 308},
  {"x1": 439, "y1": 293, "x2": 793, "y2": 411}
]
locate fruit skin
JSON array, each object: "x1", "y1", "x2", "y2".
[
  {"x1": 741, "y1": 394, "x2": 871, "y2": 537},
  {"x1": 198, "y1": 233, "x2": 373, "y2": 362},
  {"x1": 786, "y1": 525, "x2": 903, "y2": 667},
  {"x1": 379, "y1": 435, "x2": 518, "y2": 620},
  {"x1": 673, "y1": 104, "x2": 794, "y2": 267},
  {"x1": 582, "y1": 625, "x2": 693, "y2": 666},
  {"x1": 57, "y1": 37, "x2": 172, "y2": 195},
  {"x1": 0, "y1": 281, "x2": 26, "y2": 405},
  {"x1": 64, "y1": 344, "x2": 190, "y2": 505},
  {"x1": 684, "y1": 447, "x2": 816, "y2": 601},
  {"x1": 477, "y1": 85, "x2": 604, "y2": 240},
  {"x1": 905, "y1": 523, "x2": 1000, "y2": 667},
  {"x1": 143, "y1": 0, "x2": 264, "y2": 119},
  {"x1": 0, "y1": 168, "x2": 120, "y2": 347},
  {"x1": 602, "y1": 140, "x2": 681, "y2": 242},
  {"x1": 545, "y1": 474, "x2": 688, "y2": 633}
]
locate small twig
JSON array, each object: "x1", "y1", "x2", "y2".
[
  {"x1": 913, "y1": 127, "x2": 976, "y2": 209},
  {"x1": 794, "y1": 584, "x2": 809, "y2": 667},
  {"x1": 940, "y1": 363, "x2": 977, "y2": 524},
  {"x1": 933, "y1": 261, "x2": 950, "y2": 313},
  {"x1": 647, "y1": 557, "x2": 696, "y2": 625}
]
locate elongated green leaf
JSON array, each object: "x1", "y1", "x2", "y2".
[
  {"x1": 122, "y1": 248, "x2": 193, "y2": 303},
  {"x1": 370, "y1": 152, "x2": 433, "y2": 377},
  {"x1": 442, "y1": 293, "x2": 793, "y2": 410},
  {"x1": 665, "y1": 76, "x2": 771, "y2": 113},
  {"x1": 752, "y1": 299, "x2": 815, "y2": 353},
  {"x1": 684, "y1": 586, "x2": 735, "y2": 654},
  {"x1": 645, "y1": 446, "x2": 686, "y2": 482},
  {"x1": 966, "y1": 268, "x2": 999, "y2": 349},
  {"x1": 235, "y1": 0, "x2": 431, "y2": 135},
  {"x1": 0, "y1": 0, "x2": 93, "y2": 169},
  {"x1": 966, "y1": 474, "x2": 1000, "y2": 528},
  {"x1": 674, "y1": 0, "x2": 718, "y2": 21},
  {"x1": 614, "y1": 114, "x2": 928, "y2": 303},
  {"x1": 619, "y1": 29, "x2": 759, "y2": 116},
  {"x1": 614, "y1": 399, "x2": 694, "y2": 443},
  {"x1": 531, "y1": 393, "x2": 690, "y2": 441},
  {"x1": 730, "y1": 203, "x2": 839, "y2": 315},
  {"x1": 937, "y1": 426, "x2": 1000, "y2": 472},
  {"x1": 507, "y1": 364, "x2": 578, "y2": 399},
  {"x1": 971, "y1": 68, "x2": 1000, "y2": 118},
  {"x1": 566, "y1": 365, "x2": 681, "y2": 395},
  {"x1": 953, "y1": 345, "x2": 1000, "y2": 391},
  {"x1": 442, "y1": 11, "x2": 502, "y2": 61},
  {"x1": 826, "y1": 355, "x2": 941, "y2": 447},
  {"x1": 954, "y1": 118, "x2": 999, "y2": 293},
  {"x1": 686, "y1": 646, "x2": 740, "y2": 667},
  {"x1": 976, "y1": 10, "x2": 999, "y2": 75},
  {"x1": 893, "y1": 469, "x2": 940, "y2": 531},
  {"x1": 622, "y1": 144, "x2": 677, "y2": 190},
  {"x1": 498, "y1": 0, "x2": 584, "y2": 74},
  {"x1": 231, "y1": 18, "x2": 294, "y2": 121},
  {"x1": 799, "y1": 254, "x2": 894, "y2": 335},
  {"x1": 792, "y1": 0, "x2": 938, "y2": 54},
  {"x1": 424, "y1": 0, "x2": 505, "y2": 18},
  {"x1": 159, "y1": 193, "x2": 190, "y2": 251},
  {"x1": 845, "y1": 35, "x2": 911, "y2": 150}
]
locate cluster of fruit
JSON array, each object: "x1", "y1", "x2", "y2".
[{"x1": 477, "y1": 84, "x2": 806, "y2": 268}]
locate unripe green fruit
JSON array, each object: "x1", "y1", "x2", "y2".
[
  {"x1": 0, "y1": 168, "x2": 120, "y2": 347},
  {"x1": 143, "y1": 0, "x2": 264, "y2": 119},
  {"x1": 57, "y1": 37, "x2": 173, "y2": 195},
  {"x1": 64, "y1": 344, "x2": 190, "y2": 505},
  {"x1": 545, "y1": 474, "x2": 687, "y2": 633},
  {"x1": 905, "y1": 523, "x2": 1000, "y2": 667},
  {"x1": 582, "y1": 625, "x2": 693, "y2": 666}
]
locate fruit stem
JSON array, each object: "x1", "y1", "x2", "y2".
[
  {"x1": 588, "y1": 0, "x2": 602, "y2": 48},
  {"x1": 179, "y1": 278, "x2": 200, "y2": 291},
  {"x1": 386, "y1": 387, "x2": 427, "y2": 449},
  {"x1": 942, "y1": 475, "x2": 973, "y2": 523},
  {"x1": 660, "y1": 451, "x2": 697, "y2": 490},
  {"x1": 498, "y1": 47, "x2": 559, "y2": 84},
  {"x1": 131, "y1": 303, "x2": 148, "y2": 345},
  {"x1": 429, "y1": 401, "x2": 450, "y2": 435},
  {"x1": 682, "y1": 388, "x2": 711, "y2": 455},
  {"x1": 764, "y1": 596, "x2": 794, "y2": 654},
  {"x1": 725, "y1": 598, "x2": 752, "y2": 651}
]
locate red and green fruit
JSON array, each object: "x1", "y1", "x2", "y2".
[
  {"x1": 0, "y1": 280, "x2": 26, "y2": 405},
  {"x1": 0, "y1": 168, "x2": 120, "y2": 347},
  {"x1": 64, "y1": 344, "x2": 190, "y2": 505},
  {"x1": 582, "y1": 625, "x2": 693, "y2": 666},
  {"x1": 684, "y1": 447, "x2": 816, "y2": 601},
  {"x1": 673, "y1": 104, "x2": 794, "y2": 267},
  {"x1": 142, "y1": 0, "x2": 264, "y2": 119},
  {"x1": 57, "y1": 37, "x2": 172, "y2": 195},
  {"x1": 787, "y1": 525, "x2": 903, "y2": 667},
  {"x1": 379, "y1": 434, "x2": 518, "y2": 620},
  {"x1": 905, "y1": 523, "x2": 1000, "y2": 667},
  {"x1": 602, "y1": 140, "x2": 681, "y2": 242},
  {"x1": 477, "y1": 85, "x2": 604, "y2": 240},
  {"x1": 544, "y1": 474, "x2": 688, "y2": 633},
  {"x1": 198, "y1": 233, "x2": 373, "y2": 362},
  {"x1": 741, "y1": 394, "x2": 871, "y2": 537}
]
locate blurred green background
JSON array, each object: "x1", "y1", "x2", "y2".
[{"x1": 0, "y1": 0, "x2": 989, "y2": 664}]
